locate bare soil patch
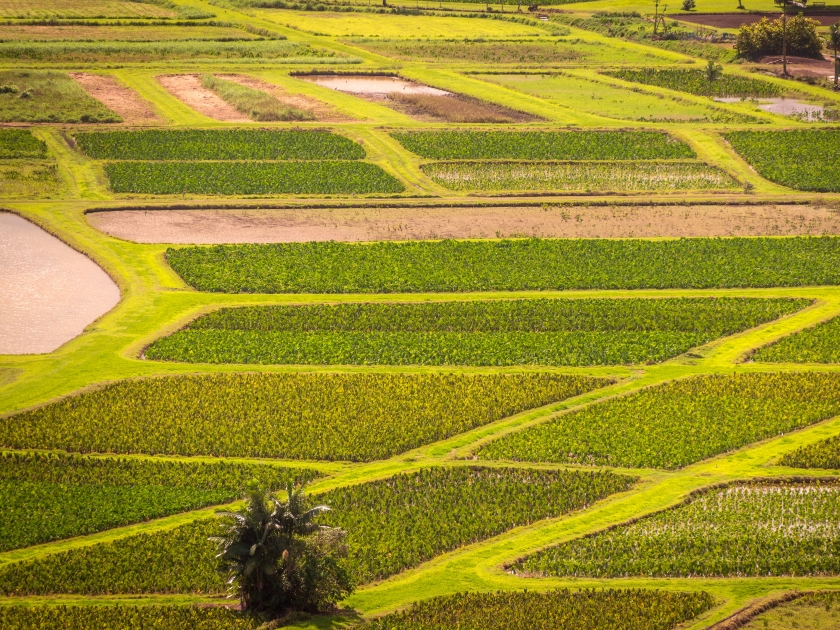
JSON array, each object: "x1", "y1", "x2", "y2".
[
  {"x1": 676, "y1": 12, "x2": 840, "y2": 28},
  {"x1": 157, "y1": 74, "x2": 250, "y2": 122},
  {"x1": 386, "y1": 93, "x2": 538, "y2": 123},
  {"x1": 88, "y1": 203, "x2": 840, "y2": 244},
  {"x1": 755, "y1": 55, "x2": 835, "y2": 81},
  {"x1": 215, "y1": 74, "x2": 352, "y2": 122},
  {"x1": 70, "y1": 73, "x2": 160, "y2": 126}
]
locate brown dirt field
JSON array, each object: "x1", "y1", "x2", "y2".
[
  {"x1": 87, "y1": 203, "x2": 840, "y2": 244},
  {"x1": 387, "y1": 93, "x2": 538, "y2": 123},
  {"x1": 70, "y1": 73, "x2": 161, "y2": 126},
  {"x1": 755, "y1": 55, "x2": 835, "y2": 81},
  {"x1": 215, "y1": 74, "x2": 353, "y2": 122},
  {"x1": 676, "y1": 12, "x2": 840, "y2": 28},
  {"x1": 157, "y1": 74, "x2": 250, "y2": 123}
]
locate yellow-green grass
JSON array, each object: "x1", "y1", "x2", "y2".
[
  {"x1": 0, "y1": 0, "x2": 175, "y2": 18},
  {"x1": 743, "y1": 592, "x2": 840, "y2": 629},
  {"x1": 0, "y1": 24, "x2": 262, "y2": 42},
  {"x1": 0, "y1": 162, "x2": 62, "y2": 199}
]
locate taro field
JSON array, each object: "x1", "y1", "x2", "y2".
[{"x1": 2, "y1": 1, "x2": 840, "y2": 629}]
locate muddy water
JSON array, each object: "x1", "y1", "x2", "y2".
[
  {"x1": 716, "y1": 96, "x2": 835, "y2": 121},
  {"x1": 0, "y1": 213, "x2": 120, "y2": 354},
  {"x1": 298, "y1": 74, "x2": 450, "y2": 96}
]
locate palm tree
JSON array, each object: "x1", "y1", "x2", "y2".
[
  {"x1": 705, "y1": 60, "x2": 724, "y2": 95},
  {"x1": 830, "y1": 22, "x2": 840, "y2": 90}
]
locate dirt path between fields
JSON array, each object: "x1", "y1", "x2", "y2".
[
  {"x1": 216, "y1": 74, "x2": 353, "y2": 122},
  {"x1": 70, "y1": 73, "x2": 161, "y2": 125},
  {"x1": 88, "y1": 203, "x2": 840, "y2": 244},
  {"x1": 157, "y1": 74, "x2": 250, "y2": 122}
]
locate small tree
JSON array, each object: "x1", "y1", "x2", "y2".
[
  {"x1": 212, "y1": 482, "x2": 353, "y2": 621},
  {"x1": 681, "y1": 0, "x2": 695, "y2": 11},
  {"x1": 830, "y1": 22, "x2": 840, "y2": 89},
  {"x1": 705, "y1": 59, "x2": 723, "y2": 94}
]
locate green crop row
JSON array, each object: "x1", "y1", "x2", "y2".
[
  {"x1": 357, "y1": 589, "x2": 715, "y2": 630},
  {"x1": 779, "y1": 435, "x2": 840, "y2": 470},
  {"x1": 478, "y1": 372, "x2": 840, "y2": 469},
  {"x1": 0, "y1": 373, "x2": 606, "y2": 462},
  {"x1": 200, "y1": 75, "x2": 312, "y2": 122},
  {"x1": 517, "y1": 480, "x2": 840, "y2": 577},
  {"x1": 0, "y1": 466, "x2": 632, "y2": 594},
  {"x1": 165, "y1": 237, "x2": 840, "y2": 294},
  {"x1": 603, "y1": 68, "x2": 783, "y2": 98},
  {"x1": 104, "y1": 161, "x2": 403, "y2": 195},
  {"x1": 391, "y1": 131, "x2": 695, "y2": 160},
  {"x1": 751, "y1": 315, "x2": 840, "y2": 364},
  {"x1": 75, "y1": 129, "x2": 364, "y2": 161},
  {"x1": 725, "y1": 130, "x2": 840, "y2": 192},
  {"x1": 0, "y1": 605, "x2": 259, "y2": 630},
  {"x1": 0, "y1": 129, "x2": 47, "y2": 159},
  {"x1": 0, "y1": 451, "x2": 317, "y2": 552},
  {"x1": 422, "y1": 161, "x2": 737, "y2": 192},
  {"x1": 145, "y1": 298, "x2": 806, "y2": 367}
]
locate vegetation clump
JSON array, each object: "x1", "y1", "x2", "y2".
[
  {"x1": 0, "y1": 129, "x2": 47, "y2": 158},
  {"x1": 735, "y1": 14, "x2": 824, "y2": 60},
  {"x1": 200, "y1": 75, "x2": 313, "y2": 121}
]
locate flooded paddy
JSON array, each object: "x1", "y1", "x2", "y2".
[
  {"x1": 716, "y1": 96, "x2": 839, "y2": 122},
  {"x1": 0, "y1": 212, "x2": 120, "y2": 354},
  {"x1": 298, "y1": 74, "x2": 450, "y2": 96}
]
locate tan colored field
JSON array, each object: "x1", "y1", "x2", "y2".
[
  {"x1": 0, "y1": 25, "x2": 259, "y2": 42},
  {"x1": 157, "y1": 74, "x2": 249, "y2": 123},
  {"x1": 71, "y1": 74, "x2": 161, "y2": 126},
  {"x1": 87, "y1": 203, "x2": 840, "y2": 244},
  {"x1": 0, "y1": 0, "x2": 174, "y2": 18}
]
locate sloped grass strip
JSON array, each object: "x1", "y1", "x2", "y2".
[
  {"x1": 145, "y1": 298, "x2": 807, "y2": 367},
  {"x1": 0, "y1": 373, "x2": 608, "y2": 462},
  {"x1": 0, "y1": 466, "x2": 633, "y2": 594},
  {"x1": 421, "y1": 161, "x2": 737, "y2": 192},
  {"x1": 516, "y1": 480, "x2": 840, "y2": 578},
  {"x1": 104, "y1": 162, "x2": 403, "y2": 195},
  {"x1": 357, "y1": 589, "x2": 716, "y2": 630},
  {"x1": 75, "y1": 129, "x2": 364, "y2": 161},
  {"x1": 478, "y1": 372, "x2": 840, "y2": 469},
  {"x1": 0, "y1": 451, "x2": 317, "y2": 552},
  {"x1": 752, "y1": 315, "x2": 840, "y2": 363},
  {"x1": 0, "y1": 129, "x2": 47, "y2": 159},
  {"x1": 779, "y1": 436, "x2": 840, "y2": 470},
  {"x1": 391, "y1": 130, "x2": 695, "y2": 160},
  {"x1": 725, "y1": 130, "x2": 840, "y2": 193},
  {"x1": 165, "y1": 237, "x2": 840, "y2": 294},
  {"x1": 0, "y1": 605, "x2": 260, "y2": 630}
]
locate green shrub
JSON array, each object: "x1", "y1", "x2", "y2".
[
  {"x1": 145, "y1": 298, "x2": 807, "y2": 367},
  {"x1": 478, "y1": 372, "x2": 840, "y2": 468},
  {"x1": 604, "y1": 68, "x2": 783, "y2": 98},
  {"x1": 165, "y1": 237, "x2": 840, "y2": 294},
  {"x1": 200, "y1": 74, "x2": 312, "y2": 121},
  {"x1": 357, "y1": 589, "x2": 715, "y2": 630},
  {"x1": 391, "y1": 130, "x2": 694, "y2": 160},
  {"x1": 0, "y1": 373, "x2": 607, "y2": 461},
  {"x1": 752, "y1": 315, "x2": 840, "y2": 363},
  {"x1": 725, "y1": 131, "x2": 840, "y2": 192},
  {"x1": 75, "y1": 129, "x2": 364, "y2": 160},
  {"x1": 735, "y1": 15, "x2": 823, "y2": 60},
  {"x1": 104, "y1": 162, "x2": 404, "y2": 195},
  {"x1": 0, "y1": 129, "x2": 47, "y2": 158},
  {"x1": 517, "y1": 480, "x2": 840, "y2": 577}
]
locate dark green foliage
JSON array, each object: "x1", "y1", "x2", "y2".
[
  {"x1": 0, "y1": 605, "x2": 260, "y2": 630},
  {"x1": 779, "y1": 436, "x2": 840, "y2": 470},
  {"x1": 0, "y1": 373, "x2": 606, "y2": 461},
  {"x1": 104, "y1": 161, "x2": 403, "y2": 195},
  {"x1": 735, "y1": 15, "x2": 824, "y2": 60},
  {"x1": 0, "y1": 451, "x2": 319, "y2": 551},
  {"x1": 0, "y1": 70, "x2": 120, "y2": 122},
  {"x1": 479, "y1": 372, "x2": 840, "y2": 469},
  {"x1": 752, "y1": 315, "x2": 840, "y2": 363},
  {"x1": 725, "y1": 131, "x2": 840, "y2": 192},
  {"x1": 356, "y1": 589, "x2": 715, "y2": 630},
  {"x1": 165, "y1": 237, "x2": 840, "y2": 294},
  {"x1": 319, "y1": 466, "x2": 634, "y2": 583},
  {"x1": 518, "y1": 481, "x2": 840, "y2": 577},
  {"x1": 145, "y1": 298, "x2": 807, "y2": 367},
  {"x1": 391, "y1": 130, "x2": 694, "y2": 160},
  {"x1": 75, "y1": 129, "x2": 364, "y2": 161},
  {"x1": 0, "y1": 129, "x2": 47, "y2": 159},
  {"x1": 604, "y1": 68, "x2": 783, "y2": 98}
]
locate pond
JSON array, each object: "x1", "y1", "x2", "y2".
[
  {"x1": 0, "y1": 212, "x2": 120, "y2": 354},
  {"x1": 297, "y1": 74, "x2": 450, "y2": 96}
]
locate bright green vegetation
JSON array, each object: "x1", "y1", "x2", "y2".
[
  {"x1": 0, "y1": 129, "x2": 47, "y2": 159},
  {"x1": 752, "y1": 315, "x2": 840, "y2": 364},
  {"x1": 0, "y1": 40, "x2": 345, "y2": 63},
  {"x1": 779, "y1": 435, "x2": 840, "y2": 470},
  {"x1": 145, "y1": 298, "x2": 807, "y2": 367},
  {"x1": 392, "y1": 130, "x2": 694, "y2": 160},
  {"x1": 356, "y1": 589, "x2": 715, "y2": 630},
  {"x1": 0, "y1": 451, "x2": 317, "y2": 552},
  {"x1": 104, "y1": 162, "x2": 403, "y2": 195},
  {"x1": 75, "y1": 129, "x2": 364, "y2": 161},
  {"x1": 743, "y1": 592, "x2": 840, "y2": 629},
  {"x1": 479, "y1": 372, "x2": 840, "y2": 469},
  {"x1": 517, "y1": 481, "x2": 840, "y2": 578},
  {"x1": 0, "y1": 605, "x2": 259, "y2": 630},
  {"x1": 0, "y1": 70, "x2": 120, "y2": 123},
  {"x1": 604, "y1": 68, "x2": 784, "y2": 98},
  {"x1": 478, "y1": 73, "x2": 754, "y2": 123},
  {"x1": 350, "y1": 38, "x2": 582, "y2": 63},
  {"x1": 422, "y1": 161, "x2": 737, "y2": 192},
  {"x1": 321, "y1": 466, "x2": 635, "y2": 583},
  {"x1": 725, "y1": 131, "x2": 840, "y2": 193},
  {"x1": 0, "y1": 373, "x2": 605, "y2": 461},
  {"x1": 0, "y1": 163, "x2": 59, "y2": 198},
  {"x1": 200, "y1": 75, "x2": 312, "y2": 122},
  {"x1": 165, "y1": 238, "x2": 840, "y2": 294}
]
